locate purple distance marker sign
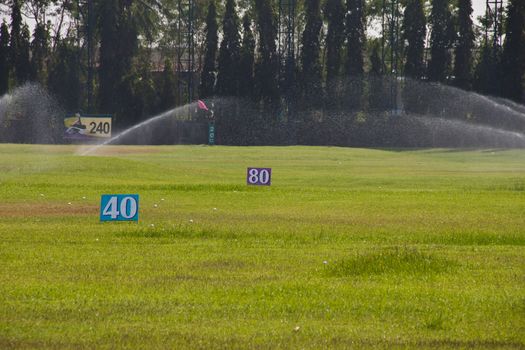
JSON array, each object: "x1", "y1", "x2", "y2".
[{"x1": 247, "y1": 168, "x2": 272, "y2": 186}]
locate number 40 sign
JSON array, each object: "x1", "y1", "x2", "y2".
[
  {"x1": 100, "y1": 194, "x2": 139, "y2": 222},
  {"x1": 247, "y1": 168, "x2": 272, "y2": 186}
]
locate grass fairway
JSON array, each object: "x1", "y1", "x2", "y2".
[{"x1": 0, "y1": 144, "x2": 524, "y2": 349}]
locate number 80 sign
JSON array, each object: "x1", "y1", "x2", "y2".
[
  {"x1": 247, "y1": 168, "x2": 272, "y2": 186},
  {"x1": 100, "y1": 194, "x2": 139, "y2": 222}
]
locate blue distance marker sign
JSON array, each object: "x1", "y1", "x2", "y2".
[
  {"x1": 100, "y1": 195, "x2": 139, "y2": 222},
  {"x1": 247, "y1": 168, "x2": 272, "y2": 186}
]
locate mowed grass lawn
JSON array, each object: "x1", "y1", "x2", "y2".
[{"x1": 0, "y1": 144, "x2": 524, "y2": 349}]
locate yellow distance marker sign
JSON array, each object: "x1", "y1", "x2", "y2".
[{"x1": 64, "y1": 114, "x2": 112, "y2": 141}]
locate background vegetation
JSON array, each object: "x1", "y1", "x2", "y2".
[{"x1": 0, "y1": 0, "x2": 524, "y2": 145}]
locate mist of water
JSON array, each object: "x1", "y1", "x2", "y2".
[
  {"x1": 404, "y1": 114, "x2": 525, "y2": 148},
  {"x1": 79, "y1": 102, "x2": 203, "y2": 156},
  {"x1": 2, "y1": 79, "x2": 525, "y2": 151},
  {"x1": 0, "y1": 84, "x2": 68, "y2": 179},
  {"x1": 399, "y1": 79, "x2": 525, "y2": 125},
  {"x1": 0, "y1": 83, "x2": 64, "y2": 144}
]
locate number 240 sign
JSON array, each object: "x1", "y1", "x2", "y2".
[
  {"x1": 247, "y1": 168, "x2": 272, "y2": 186},
  {"x1": 100, "y1": 194, "x2": 139, "y2": 221}
]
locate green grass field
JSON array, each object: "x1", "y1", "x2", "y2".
[{"x1": 0, "y1": 144, "x2": 524, "y2": 349}]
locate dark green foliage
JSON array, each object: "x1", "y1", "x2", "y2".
[
  {"x1": 96, "y1": 0, "x2": 161, "y2": 121},
  {"x1": 368, "y1": 41, "x2": 390, "y2": 113},
  {"x1": 343, "y1": 0, "x2": 365, "y2": 112},
  {"x1": 216, "y1": 0, "x2": 241, "y2": 96},
  {"x1": 8, "y1": 0, "x2": 22, "y2": 72},
  {"x1": 300, "y1": 0, "x2": 323, "y2": 102},
  {"x1": 0, "y1": 21, "x2": 10, "y2": 95},
  {"x1": 17, "y1": 24, "x2": 32, "y2": 84},
  {"x1": 500, "y1": 0, "x2": 525, "y2": 102},
  {"x1": 139, "y1": 59, "x2": 156, "y2": 116},
  {"x1": 30, "y1": 23, "x2": 50, "y2": 84},
  {"x1": 129, "y1": 55, "x2": 157, "y2": 124},
  {"x1": 369, "y1": 42, "x2": 381, "y2": 75},
  {"x1": 324, "y1": 0, "x2": 344, "y2": 80},
  {"x1": 118, "y1": 67, "x2": 140, "y2": 127},
  {"x1": 47, "y1": 40, "x2": 82, "y2": 110},
  {"x1": 427, "y1": 0, "x2": 454, "y2": 82},
  {"x1": 239, "y1": 14, "x2": 255, "y2": 98},
  {"x1": 403, "y1": 0, "x2": 427, "y2": 78},
  {"x1": 473, "y1": 45, "x2": 501, "y2": 96},
  {"x1": 402, "y1": 0, "x2": 427, "y2": 113},
  {"x1": 1, "y1": 0, "x2": 522, "y2": 145},
  {"x1": 254, "y1": 0, "x2": 279, "y2": 105},
  {"x1": 117, "y1": 53, "x2": 157, "y2": 128},
  {"x1": 453, "y1": 0, "x2": 475, "y2": 89},
  {"x1": 98, "y1": 0, "x2": 138, "y2": 119},
  {"x1": 345, "y1": 0, "x2": 365, "y2": 76},
  {"x1": 199, "y1": 1, "x2": 218, "y2": 99},
  {"x1": 98, "y1": 0, "x2": 120, "y2": 114},
  {"x1": 158, "y1": 59, "x2": 177, "y2": 111},
  {"x1": 10, "y1": 0, "x2": 31, "y2": 85},
  {"x1": 324, "y1": 0, "x2": 344, "y2": 84}
]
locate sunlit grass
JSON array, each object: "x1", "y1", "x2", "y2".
[
  {"x1": 326, "y1": 247, "x2": 455, "y2": 276},
  {"x1": 0, "y1": 144, "x2": 524, "y2": 349}
]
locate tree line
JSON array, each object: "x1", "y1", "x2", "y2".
[{"x1": 0, "y1": 0, "x2": 524, "y2": 146}]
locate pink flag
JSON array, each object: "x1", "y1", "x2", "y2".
[{"x1": 197, "y1": 100, "x2": 209, "y2": 111}]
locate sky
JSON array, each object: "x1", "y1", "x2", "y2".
[
  {"x1": 473, "y1": 0, "x2": 489, "y2": 20},
  {"x1": 473, "y1": 0, "x2": 486, "y2": 13}
]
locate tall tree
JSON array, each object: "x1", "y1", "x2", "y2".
[
  {"x1": 453, "y1": 0, "x2": 475, "y2": 89},
  {"x1": 134, "y1": 54, "x2": 157, "y2": 120},
  {"x1": 158, "y1": 58, "x2": 177, "y2": 112},
  {"x1": 345, "y1": 0, "x2": 365, "y2": 76},
  {"x1": 116, "y1": 1, "x2": 139, "y2": 121},
  {"x1": 300, "y1": 0, "x2": 323, "y2": 100},
  {"x1": 98, "y1": 0, "x2": 120, "y2": 114},
  {"x1": 8, "y1": 0, "x2": 22, "y2": 56},
  {"x1": 427, "y1": 0, "x2": 453, "y2": 82},
  {"x1": 199, "y1": 1, "x2": 218, "y2": 99},
  {"x1": 324, "y1": 0, "x2": 344, "y2": 85},
  {"x1": 9, "y1": 0, "x2": 28, "y2": 85},
  {"x1": 216, "y1": 0, "x2": 241, "y2": 96},
  {"x1": 473, "y1": 45, "x2": 500, "y2": 96},
  {"x1": 368, "y1": 41, "x2": 389, "y2": 112},
  {"x1": 344, "y1": 0, "x2": 365, "y2": 112},
  {"x1": 239, "y1": 14, "x2": 255, "y2": 98},
  {"x1": 30, "y1": 22, "x2": 50, "y2": 84},
  {"x1": 403, "y1": 0, "x2": 427, "y2": 79},
  {"x1": 17, "y1": 24, "x2": 32, "y2": 84},
  {"x1": 370, "y1": 42, "x2": 381, "y2": 75},
  {"x1": 47, "y1": 40, "x2": 81, "y2": 110},
  {"x1": 500, "y1": 0, "x2": 525, "y2": 101},
  {"x1": 117, "y1": 51, "x2": 157, "y2": 128},
  {"x1": 98, "y1": 0, "x2": 139, "y2": 120},
  {"x1": 0, "y1": 21, "x2": 10, "y2": 95},
  {"x1": 254, "y1": 0, "x2": 279, "y2": 105}
]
